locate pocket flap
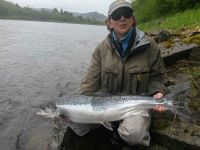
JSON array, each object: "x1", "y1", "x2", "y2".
[
  {"x1": 129, "y1": 66, "x2": 149, "y2": 73},
  {"x1": 102, "y1": 68, "x2": 118, "y2": 74}
]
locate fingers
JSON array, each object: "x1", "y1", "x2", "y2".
[
  {"x1": 153, "y1": 105, "x2": 166, "y2": 112},
  {"x1": 153, "y1": 93, "x2": 166, "y2": 112},
  {"x1": 153, "y1": 92, "x2": 164, "y2": 100}
]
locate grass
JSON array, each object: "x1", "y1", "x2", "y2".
[
  {"x1": 192, "y1": 71, "x2": 200, "y2": 78},
  {"x1": 138, "y1": 8, "x2": 200, "y2": 32}
]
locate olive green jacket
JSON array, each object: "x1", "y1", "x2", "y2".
[{"x1": 80, "y1": 29, "x2": 167, "y2": 96}]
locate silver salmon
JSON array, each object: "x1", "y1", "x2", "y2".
[{"x1": 54, "y1": 95, "x2": 173, "y2": 123}]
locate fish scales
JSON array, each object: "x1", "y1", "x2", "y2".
[{"x1": 56, "y1": 95, "x2": 173, "y2": 123}]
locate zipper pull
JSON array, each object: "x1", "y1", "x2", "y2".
[{"x1": 137, "y1": 74, "x2": 141, "y2": 81}]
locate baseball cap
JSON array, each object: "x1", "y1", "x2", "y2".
[{"x1": 108, "y1": 0, "x2": 133, "y2": 16}]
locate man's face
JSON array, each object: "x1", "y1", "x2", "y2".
[{"x1": 108, "y1": 7, "x2": 135, "y2": 38}]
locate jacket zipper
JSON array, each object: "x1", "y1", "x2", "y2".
[{"x1": 121, "y1": 60, "x2": 125, "y2": 93}]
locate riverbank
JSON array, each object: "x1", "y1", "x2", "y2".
[
  {"x1": 0, "y1": 0, "x2": 104, "y2": 26},
  {"x1": 0, "y1": 17, "x2": 104, "y2": 26}
]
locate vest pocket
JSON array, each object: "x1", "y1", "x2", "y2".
[
  {"x1": 102, "y1": 71, "x2": 118, "y2": 93},
  {"x1": 129, "y1": 67, "x2": 150, "y2": 95}
]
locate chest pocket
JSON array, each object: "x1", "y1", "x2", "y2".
[
  {"x1": 129, "y1": 66, "x2": 150, "y2": 95},
  {"x1": 102, "y1": 68, "x2": 119, "y2": 94}
]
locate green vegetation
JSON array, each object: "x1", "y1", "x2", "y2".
[
  {"x1": 0, "y1": 0, "x2": 103, "y2": 25},
  {"x1": 132, "y1": 0, "x2": 200, "y2": 23},
  {"x1": 132, "y1": 0, "x2": 200, "y2": 31},
  {"x1": 138, "y1": 8, "x2": 200, "y2": 31}
]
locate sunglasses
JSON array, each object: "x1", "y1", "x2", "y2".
[{"x1": 110, "y1": 8, "x2": 133, "y2": 21}]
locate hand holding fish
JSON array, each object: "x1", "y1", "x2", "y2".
[
  {"x1": 153, "y1": 92, "x2": 166, "y2": 112},
  {"x1": 153, "y1": 92, "x2": 163, "y2": 99}
]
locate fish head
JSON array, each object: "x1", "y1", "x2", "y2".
[{"x1": 36, "y1": 107, "x2": 58, "y2": 119}]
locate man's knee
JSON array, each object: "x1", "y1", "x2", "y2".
[
  {"x1": 118, "y1": 115, "x2": 151, "y2": 146},
  {"x1": 118, "y1": 126, "x2": 150, "y2": 146}
]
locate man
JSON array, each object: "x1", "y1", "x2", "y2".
[{"x1": 63, "y1": 0, "x2": 168, "y2": 149}]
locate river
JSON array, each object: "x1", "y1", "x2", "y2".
[{"x1": 0, "y1": 19, "x2": 108, "y2": 150}]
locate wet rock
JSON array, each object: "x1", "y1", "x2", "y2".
[
  {"x1": 147, "y1": 30, "x2": 172, "y2": 43},
  {"x1": 183, "y1": 34, "x2": 200, "y2": 45},
  {"x1": 166, "y1": 60, "x2": 200, "y2": 122},
  {"x1": 151, "y1": 123, "x2": 200, "y2": 150},
  {"x1": 190, "y1": 46, "x2": 200, "y2": 61},
  {"x1": 159, "y1": 39, "x2": 199, "y2": 66},
  {"x1": 176, "y1": 26, "x2": 200, "y2": 38},
  {"x1": 149, "y1": 26, "x2": 200, "y2": 65},
  {"x1": 149, "y1": 26, "x2": 200, "y2": 149},
  {"x1": 158, "y1": 30, "x2": 171, "y2": 43}
]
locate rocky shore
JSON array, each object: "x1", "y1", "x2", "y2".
[{"x1": 149, "y1": 26, "x2": 200, "y2": 150}]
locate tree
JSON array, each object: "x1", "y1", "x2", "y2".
[
  {"x1": 0, "y1": 0, "x2": 103, "y2": 25},
  {"x1": 132, "y1": 0, "x2": 200, "y2": 23}
]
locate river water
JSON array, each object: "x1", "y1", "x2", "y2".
[{"x1": 0, "y1": 19, "x2": 108, "y2": 150}]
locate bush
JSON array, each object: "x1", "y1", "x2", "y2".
[{"x1": 132, "y1": 0, "x2": 200, "y2": 23}]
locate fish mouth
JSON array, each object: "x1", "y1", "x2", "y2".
[{"x1": 36, "y1": 109, "x2": 57, "y2": 118}]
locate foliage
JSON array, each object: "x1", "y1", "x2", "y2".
[
  {"x1": 0, "y1": 0, "x2": 103, "y2": 25},
  {"x1": 138, "y1": 8, "x2": 200, "y2": 31},
  {"x1": 132, "y1": 0, "x2": 200, "y2": 23}
]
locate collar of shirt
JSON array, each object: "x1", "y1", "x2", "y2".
[{"x1": 112, "y1": 27, "x2": 134, "y2": 56}]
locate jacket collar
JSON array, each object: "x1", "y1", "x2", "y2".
[
  {"x1": 107, "y1": 28, "x2": 150, "y2": 58},
  {"x1": 133, "y1": 29, "x2": 150, "y2": 50}
]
